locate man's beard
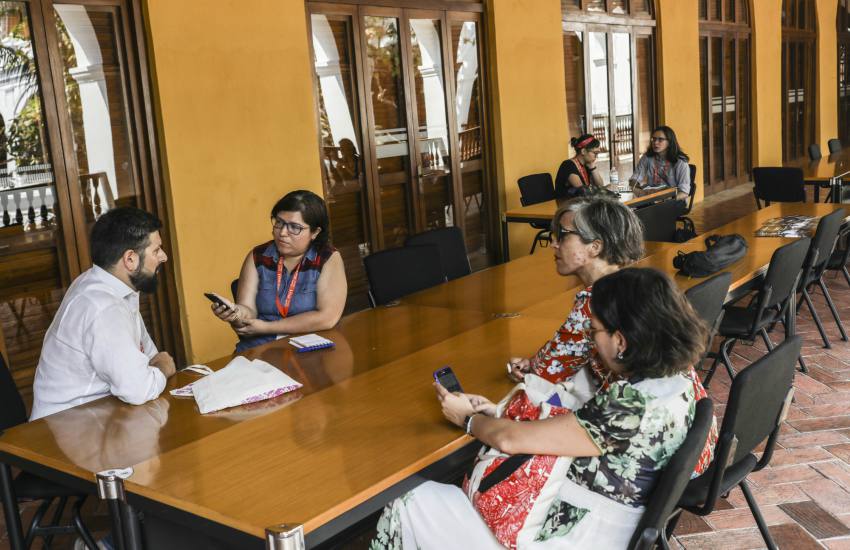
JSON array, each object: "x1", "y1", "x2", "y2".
[{"x1": 130, "y1": 263, "x2": 160, "y2": 294}]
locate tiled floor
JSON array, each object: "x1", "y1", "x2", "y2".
[{"x1": 4, "y1": 184, "x2": 850, "y2": 550}]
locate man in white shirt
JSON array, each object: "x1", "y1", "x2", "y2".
[{"x1": 30, "y1": 207, "x2": 176, "y2": 420}]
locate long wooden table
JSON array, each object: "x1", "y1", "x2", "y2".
[
  {"x1": 0, "y1": 203, "x2": 843, "y2": 550},
  {"x1": 501, "y1": 188, "x2": 676, "y2": 259},
  {"x1": 785, "y1": 148, "x2": 850, "y2": 203}
]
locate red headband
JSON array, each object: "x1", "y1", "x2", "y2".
[{"x1": 576, "y1": 136, "x2": 595, "y2": 149}]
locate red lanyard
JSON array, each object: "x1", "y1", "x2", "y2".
[
  {"x1": 275, "y1": 256, "x2": 303, "y2": 318},
  {"x1": 572, "y1": 158, "x2": 590, "y2": 187},
  {"x1": 652, "y1": 157, "x2": 669, "y2": 186}
]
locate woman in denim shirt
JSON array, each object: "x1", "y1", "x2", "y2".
[{"x1": 211, "y1": 190, "x2": 347, "y2": 351}]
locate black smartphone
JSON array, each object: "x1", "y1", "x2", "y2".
[
  {"x1": 204, "y1": 292, "x2": 233, "y2": 310},
  {"x1": 433, "y1": 366, "x2": 463, "y2": 393}
]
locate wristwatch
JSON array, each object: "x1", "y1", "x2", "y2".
[{"x1": 464, "y1": 413, "x2": 479, "y2": 435}]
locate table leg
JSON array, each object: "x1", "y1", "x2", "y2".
[
  {"x1": 501, "y1": 219, "x2": 510, "y2": 262},
  {"x1": 121, "y1": 502, "x2": 144, "y2": 550},
  {"x1": 832, "y1": 177, "x2": 841, "y2": 204},
  {"x1": 266, "y1": 524, "x2": 305, "y2": 550},
  {"x1": 97, "y1": 471, "x2": 134, "y2": 550},
  {"x1": 0, "y1": 463, "x2": 24, "y2": 550},
  {"x1": 786, "y1": 283, "x2": 807, "y2": 373}
]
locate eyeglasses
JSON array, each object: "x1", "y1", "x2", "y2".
[
  {"x1": 582, "y1": 325, "x2": 609, "y2": 340},
  {"x1": 271, "y1": 217, "x2": 307, "y2": 235},
  {"x1": 550, "y1": 226, "x2": 582, "y2": 243},
  {"x1": 650, "y1": 137, "x2": 668, "y2": 143}
]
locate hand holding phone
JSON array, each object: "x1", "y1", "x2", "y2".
[
  {"x1": 433, "y1": 366, "x2": 463, "y2": 393},
  {"x1": 204, "y1": 292, "x2": 234, "y2": 311}
]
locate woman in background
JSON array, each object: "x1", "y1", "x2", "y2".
[
  {"x1": 630, "y1": 125, "x2": 691, "y2": 202},
  {"x1": 554, "y1": 134, "x2": 607, "y2": 199}
]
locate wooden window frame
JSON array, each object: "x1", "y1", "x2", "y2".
[
  {"x1": 699, "y1": 3, "x2": 752, "y2": 194},
  {"x1": 781, "y1": 0, "x2": 817, "y2": 162},
  {"x1": 562, "y1": 7, "x2": 657, "y2": 179}
]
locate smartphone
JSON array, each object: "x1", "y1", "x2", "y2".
[
  {"x1": 433, "y1": 366, "x2": 463, "y2": 393},
  {"x1": 204, "y1": 292, "x2": 233, "y2": 311}
]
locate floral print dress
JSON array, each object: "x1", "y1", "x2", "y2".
[{"x1": 371, "y1": 373, "x2": 698, "y2": 550}]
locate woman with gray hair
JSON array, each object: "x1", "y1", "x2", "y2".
[{"x1": 507, "y1": 195, "x2": 644, "y2": 385}]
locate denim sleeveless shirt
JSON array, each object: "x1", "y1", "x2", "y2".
[{"x1": 235, "y1": 241, "x2": 335, "y2": 352}]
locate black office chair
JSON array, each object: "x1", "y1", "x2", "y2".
[
  {"x1": 809, "y1": 143, "x2": 823, "y2": 161},
  {"x1": 829, "y1": 138, "x2": 843, "y2": 154},
  {"x1": 752, "y1": 167, "x2": 805, "y2": 209},
  {"x1": 517, "y1": 173, "x2": 556, "y2": 254},
  {"x1": 230, "y1": 278, "x2": 239, "y2": 301},
  {"x1": 796, "y1": 208, "x2": 848, "y2": 348},
  {"x1": 405, "y1": 226, "x2": 471, "y2": 282},
  {"x1": 703, "y1": 237, "x2": 810, "y2": 386},
  {"x1": 634, "y1": 199, "x2": 683, "y2": 242},
  {"x1": 0, "y1": 354, "x2": 98, "y2": 550},
  {"x1": 676, "y1": 336, "x2": 801, "y2": 550},
  {"x1": 685, "y1": 272, "x2": 732, "y2": 372},
  {"x1": 364, "y1": 244, "x2": 446, "y2": 306},
  {"x1": 629, "y1": 398, "x2": 715, "y2": 550}
]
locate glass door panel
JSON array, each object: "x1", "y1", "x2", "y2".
[
  {"x1": 588, "y1": 31, "x2": 610, "y2": 181},
  {"x1": 611, "y1": 32, "x2": 633, "y2": 181},
  {"x1": 0, "y1": 1, "x2": 72, "y2": 402},
  {"x1": 363, "y1": 15, "x2": 412, "y2": 249},
  {"x1": 409, "y1": 17, "x2": 453, "y2": 231},
  {"x1": 311, "y1": 12, "x2": 372, "y2": 310},
  {"x1": 53, "y1": 5, "x2": 139, "y2": 227},
  {"x1": 450, "y1": 18, "x2": 490, "y2": 268},
  {"x1": 723, "y1": 37, "x2": 737, "y2": 180},
  {"x1": 635, "y1": 34, "x2": 653, "y2": 155},
  {"x1": 711, "y1": 37, "x2": 723, "y2": 183}
]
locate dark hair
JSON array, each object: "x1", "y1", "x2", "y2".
[
  {"x1": 646, "y1": 125, "x2": 689, "y2": 164},
  {"x1": 271, "y1": 190, "x2": 330, "y2": 248},
  {"x1": 551, "y1": 196, "x2": 644, "y2": 266},
  {"x1": 90, "y1": 207, "x2": 162, "y2": 269},
  {"x1": 570, "y1": 133, "x2": 600, "y2": 154},
  {"x1": 590, "y1": 268, "x2": 707, "y2": 378}
]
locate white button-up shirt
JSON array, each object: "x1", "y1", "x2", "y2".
[{"x1": 30, "y1": 265, "x2": 166, "y2": 420}]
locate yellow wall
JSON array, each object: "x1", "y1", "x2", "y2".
[
  {"x1": 655, "y1": 0, "x2": 705, "y2": 201},
  {"x1": 144, "y1": 0, "x2": 321, "y2": 362},
  {"x1": 751, "y1": 0, "x2": 784, "y2": 165},
  {"x1": 487, "y1": 0, "x2": 570, "y2": 259},
  {"x1": 816, "y1": 0, "x2": 839, "y2": 148}
]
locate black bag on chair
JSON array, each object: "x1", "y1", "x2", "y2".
[
  {"x1": 674, "y1": 217, "x2": 697, "y2": 243},
  {"x1": 674, "y1": 234, "x2": 748, "y2": 277}
]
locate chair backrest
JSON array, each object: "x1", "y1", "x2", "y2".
[
  {"x1": 0, "y1": 354, "x2": 27, "y2": 432},
  {"x1": 806, "y1": 208, "x2": 846, "y2": 277},
  {"x1": 685, "y1": 271, "x2": 732, "y2": 334},
  {"x1": 828, "y1": 138, "x2": 842, "y2": 154},
  {"x1": 405, "y1": 226, "x2": 471, "y2": 282},
  {"x1": 809, "y1": 143, "x2": 823, "y2": 161},
  {"x1": 752, "y1": 167, "x2": 805, "y2": 207},
  {"x1": 634, "y1": 199, "x2": 683, "y2": 242},
  {"x1": 517, "y1": 173, "x2": 555, "y2": 206},
  {"x1": 760, "y1": 237, "x2": 811, "y2": 311},
  {"x1": 230, "y1": 278, "x2": 239, "y2": 301},
  {"x1": 694, "y1": 337, "x2": 801, "y2": 514},
  {"x1": 720, "y1": 335, "x2": 800, "y2": 469},
  {"x1": 684, "y1": 164, "x2": 698, "y2": 214},
  {"x1": 629, "y1": 398, "x2": 715, "y2": 550},
  {"x1": 363, "y1": 244, "x2": 446, "y2": 306}
]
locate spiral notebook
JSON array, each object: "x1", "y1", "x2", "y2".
[{"x1": 289, "y1": 333, "x2": 335, "y2": 352}]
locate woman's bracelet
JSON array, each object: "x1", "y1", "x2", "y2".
[{"x1": 464, "y1": 413, "x2": 480, "y2": 435}]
